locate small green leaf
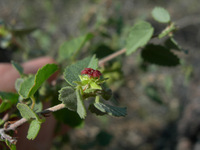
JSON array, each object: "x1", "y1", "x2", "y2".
[
  {"x1": 18, "y1": 75, "x2": 35, "y2": 98},
  {"x1": 28, "y1": 64, "x2": 58, "y2": 97},
  {"x1": 0, "y1": 92, "x2": 18, "y2": 113},
  {"x1": 27, "y1": 120, "x2": 41, "y2": 140},
  {"x1": 19, "y1": 64, "x2": 58, "y2": 98},
  {"x1": 126, "y1": 21, "x2": 154, "y2": 55},
  {"x1": 90, "y1": 82, "x2": 102, "y2": 90},
  {"x1": 93, "y1": 102, "x2": 127, "y2": 117},
  {"x1": 152, "y1": 7, "x2": 171, "y2": 23},
  {"x1": 15, "y1": 78, "x2": 24, "y2": 92},
  {"x1": 76, "y1": 88, "x2": 87, "y2": 119},
  {"x1": 17, "y1": 103, "x2": 40, "y2": 121},
  {"x1": 11, "y1": 61, "x2": 24, "y2": 76},
  {"x1": 64, "y1": 55, "x2": 98, "y2": 86},
  {"x1": 58, "y1": 33, "x2": 93, "y2": 62},
  {"x1": 58, "y1": 86, "x2": 77, "y2": 111},
  {"x1": 141, "y1": 44, "x2": 180, "y2": 66}
]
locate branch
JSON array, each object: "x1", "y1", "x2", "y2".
[
  {"x1": 0, "y1": 48, "x2": 126, "y2": 144},
  {"x1": 98, "y1": 48, "x2": 126, "y2": 67},
  {"x1": 0, "y1": 103, "x2": 65, "y2": 144}
]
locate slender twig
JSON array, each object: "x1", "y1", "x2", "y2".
[{"x1": 98, "y1": 48, "x2": 126, "y2": 67}]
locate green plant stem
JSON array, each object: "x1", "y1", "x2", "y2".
[
  {"x1": 95, "y1": 96, "x2": 100, "y2": 103},
  {"x1": 30, "y1": 96, "x2": 36, "y2": 109}
]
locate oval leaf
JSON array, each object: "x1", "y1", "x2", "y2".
[
  {"x1": 27, "y1": 120, "x2": 41, "y2": 140},
  {"x1": 17, "y1": 103, "x2": 39, "y2": 121},
  {"x1": 152, "y1": 7, "x2": 171, "y2": 23},
  {"x1": 126, "y1": 21, "x2": 154, "y2": 55},
  {"x1": 141, "y1": 44, "x2": 180, "y2": 66}
]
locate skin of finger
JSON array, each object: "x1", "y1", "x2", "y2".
[{"x1": 0, "y1": 57, "x2": 56, "y2": 92}]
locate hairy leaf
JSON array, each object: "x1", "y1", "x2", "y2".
[
  {"x1": 19, "y1": 64, "x2": 58, "y2": 98},
  {"x1": 0, "y1": 92, "x2": 18, "y2": 113},
  {"x1": 152, "y1": 7, "x2": 171, "y2": 23},
  {"x1": 93, "y1": 102, "x2": 127, "y2": 117},
  {"x1": 126, "y1": 21, "x2": 154, "y2": 55},
  {"x1": 27, "y1": 120, "x2": 41, "y2": 140},
  {"x1": 58, "y1": 86, "x2": 77, "y2": 111},
  {"x1": 64, "y1": 55, "x2": 98, "y2": 86},
  {"x1": 141, "y1": 44, "x2": 180, "y2": 66},
  {"x1": 76, "y1": 88, "x2": 87, "y2": 119},
  {"x1": 17, "y1": 103, "x2": 39, "y2": 121},
  {"x1": 58, "y1": 33, "x2": 93, "y2": 61}
]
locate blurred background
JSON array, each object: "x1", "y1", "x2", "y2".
[{"x1": 0, "y1": 0, "x2": 200, "y2": 150}]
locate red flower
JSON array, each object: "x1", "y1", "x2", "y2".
[{"x1": 81, "y1": 68, "x2": 102, "y2": 78}]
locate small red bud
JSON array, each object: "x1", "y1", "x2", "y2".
[{"x1": 81, "y1": 68, "x2": 102, "y2": 78}]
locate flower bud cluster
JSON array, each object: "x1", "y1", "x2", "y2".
[{"x1": 81, "y1": 68, "x2": 102, "y2": 78}]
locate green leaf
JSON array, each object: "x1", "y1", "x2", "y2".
[
  {"x1": 0, "y1": 92, "x2": 18, "y2": 113},
  {"x1": 76, "y1": 88, "x2": 87, "y2": 119},
  {"x1": 18, "y1": 75, "x2": 35, "y2": 98},
  {"x1": 19, "y1": 64, "x2": 58, "y2": 98},
  {"x1": 64, "y1": 55, "x2": 98, "y2": 86},
  {"x1": 27, "y1": 120, "x2": 41, "y2": 140},
  {"x1": 15, "y1": 78, "x2": 24, "y2": 92},
  {"x1": 141, "y1": 44, "x2": 180, "y2": 66},
  {"x1": 17, "y1": 103, "x2": 40, "y2": 121},
  {"x1": 126, "y1": 21, "x2": 154, "y2": 55},
  {"x1": 11, "y1": 61, "x2": 24, "y2": 76},
  {"x1": 58, "y1": 86, "x2": 77, "y2": 111},
  {"x1": 152, "y1": 7, "x2": 171, "y2": 23},
  {"x1": 58, "y1": 33, "x2": 93, "y2": 62},
  {"x1": 93, "y1": 102, "x2": 127, "y2": 117}
]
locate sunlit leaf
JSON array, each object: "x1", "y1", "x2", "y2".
[
  {"x1": 19, "y1": 64, "x2": 58, "y2": 98},
  {"x1": 126, "y1": 21, "x2": 154, "y2": 55},
  {"x1": 152, "y1": 7, "x2": 171, "y2": 23},
  {"x1": 17, "y1": 103, "x2": 40, "y2": 121},
  {"x1": 27, "y1": 120, "x2": 41, "y2": 140}
]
